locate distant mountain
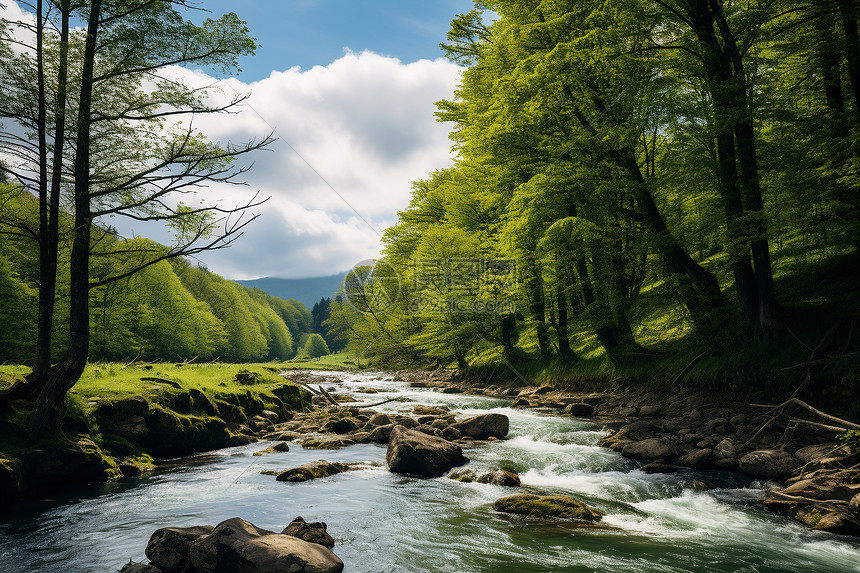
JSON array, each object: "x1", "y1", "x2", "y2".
[{"x1": 236, "y1": 274, "x2": 345, "y2": 310}]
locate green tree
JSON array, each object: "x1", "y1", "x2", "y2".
[{"x1": 303, "y1": 333, "x2": 330, "y2": 359}]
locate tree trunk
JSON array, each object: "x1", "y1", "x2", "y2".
[
  {"x1": 555, "y1": 275, "x2": 573, "y2": 359},
  {"x1": 681, "y1": 0, "x2": 761, "y2": 329},
  {"x1": 32, "y1": 1, "x2": 71, "y2": 386},
  {"x1": 837, "y1": 0, "x2": 860, "y2": 115},
  {"x1": 33, "y1": 0, "x2": 50, "y2": 381},
  {"x1": 29, "y1": 0, "x2": 101, "y2": 437}
]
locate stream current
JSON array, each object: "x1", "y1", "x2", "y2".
[{"x1": 1, "y1": 371, "x2": 859, "y2": 572}]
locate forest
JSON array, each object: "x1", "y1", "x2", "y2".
[
  {"x1": 327, "y1": 0, "x2": 860, "y2": 401},
  {"x1": 0, "y1": 182, "x2": 327, "y2": 363}
]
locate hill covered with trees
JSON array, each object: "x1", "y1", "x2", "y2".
[{"x1": 0, "y1": 184, "x2": 315, "y2": 363}]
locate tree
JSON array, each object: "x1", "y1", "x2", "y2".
[
  {"x1": 0, "y1": 1, "x2": 272, "y2": 435},
  {"x1": 303, "y1": 333, "x2": 330, "y2": 359}
]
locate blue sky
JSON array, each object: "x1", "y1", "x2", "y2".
[
  {"x1": 1, "y1": 1, "x2": 480, "y2": 279},
  {"x1": 195, "y1": 0, "x2": 475, "y2": 80}
]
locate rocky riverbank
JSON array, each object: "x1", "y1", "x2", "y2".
[
  {"x1": 402, "y1": 368, "x2": 860, "y2": 537},
  {"x1": 3, "y1": 366, "x2": 858, "y2": 540}
]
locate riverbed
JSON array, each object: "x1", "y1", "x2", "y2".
[{"x1": 1, "y1": 371, "x2": 859, "y2": 572}]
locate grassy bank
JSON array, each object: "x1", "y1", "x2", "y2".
[{"x1": 0, "y1": 360, "x2": 357, "y2": 503}]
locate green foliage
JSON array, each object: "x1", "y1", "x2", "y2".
[
  {"x1": 336, "y1": 0, "x2": 860, "y2": 395},
  {"x1": 303, "y1": 333, "x2": 330, "y2": 358}
]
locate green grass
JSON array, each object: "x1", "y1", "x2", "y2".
[{"x1": 281, "y1": 351, "x2": 363, "y2": 370}]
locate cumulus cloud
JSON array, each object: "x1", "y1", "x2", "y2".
[{"x1": 166, "y1": 51, "x2": 462, "y2": 279}]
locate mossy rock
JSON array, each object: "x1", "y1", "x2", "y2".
[
  {"x1": 18, "y1": 436, "x2": 119, "y2": 491},
  {"x1": 271, "y1": 384, "x2": 307, "y2": 409},
  {"x1": 170, "y1": 392, "x2": 193, "y2": 415},
  {"x1": 143, "y1": 407, "x2": 229, "y2": 457},
  {"x1": 300, "y1": 438, "x2": 350, "y2": 450},
  {"x1": 0, "y1": 453, "x2": 24, "y2": 503},
  {"x1": 234, "y1": 371, "x2": 263, "y2": 385},
  {"x1": 188, "y1": 389, "x2": 219, "y2": 417},
  {"x1": 213, "y1": 400, "x2": 247, "y2": 425},
  {"x1": 493, "y1": 494, "x2": 604, "y2": 521},
  {"x1": 275, "y1": 460, "x2": 351, "y2": 482}
]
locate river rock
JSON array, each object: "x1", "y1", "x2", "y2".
[
  {"x1": 367, "y1": 413, "x2": 392, "y2": 427},
  {"x1": 146, "y1": 525, "x2": 214, "y2": 571},
  {"x1": 328, "y1": 418, "x2": 359, "y2": 435},
  {"x1": 793, "y1": 444, "x2": 855, "y2": 468},
  {"x1": 188, "y1": 518, "x2": 343, "y2": 573},
  {"x1": 676, "y1": 448, "x2": 712, "y2": 468},
  {"x1": 711, "y1": 438, "x2": 738, "y2": 469},
  {"x1": 622, "y1": 438, "x2": 673, "y2": 460},
  {"x1": 564, "y1": 403, "x2": 595, "y2": 416},
  {"x1": 452, "y1": 413, "x2": 509, "y2": 439},
  {"x1": 599, "y1": 421, "x2": 661, "y2": 450},
  {"x1": 253, "y1": 442, "x2": 291, "y2": 456},
  {"x1": 282, "y1": 517, "x2": 335, "y2": 548},
  {"x1": 98, "y1": 395, "x2": 150, "y2": 440},
  {"x1": 440, "y1": 426, "x2": 462, "y2": 441},
  {"x1": 119, "y1": 563, "x2": 162, "y2": 573},
  {"x1": 619, "y1": 407, "x2": 639, "y2": 417},
  {"x1": 512, "y1": 398, "x2": 531, "y2": 408},
  {"x1": 493, "y1": 494, "x2": 603, "y2": 521},
  {"x1": 276, "y1": 461, "x2": 351, "y2": 482},
  {"x1": 412, "y1": 405, "x2": 450, "y2": 416},
  {"x1": 639, "y1": 405, "x2": 661, "y2": 417},
  {"x1": 144, "y1": 408, "x2": 230, "y2": 457},
  {"x1": 18, "y1": 436, "x2": 116, "y2": 490},
  {"x1": 441, "y1": 387, "x2": 463, "y2": 394},
  {"x1": 739, "y1": 450, "x2": 800, "y2": 479},
  {"x1": 477, "y1": 470, "x2": 521, "y2": 487},
  {"x1": 386, "y1": 426, "x2": 467, "y2": 477}
]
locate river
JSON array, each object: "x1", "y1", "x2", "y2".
[{"x1": 1, "y1": 371, "x2": 859, "y2": 572}]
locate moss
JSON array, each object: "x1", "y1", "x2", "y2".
[
  {"x1": 0, "y1": 453, "x2": 24, "y2": 502},
  {"x1": 143, "y1": 407, "x2": 229, "y2": 457},
  {"x1": 493, "y1": 494, "x2": 604, "y2": 521}
]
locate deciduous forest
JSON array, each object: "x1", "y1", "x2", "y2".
[{"x1": 328, "y1": 0, "x2": 860, "y2": 410}]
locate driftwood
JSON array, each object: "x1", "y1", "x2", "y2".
[
  {"x1": 789, "y1": 418, "x2": 856, "y2": 434},
  {"x1": 140, "y1": 377, "x2": 182, "y2": 389},
  {"x1": 316, "y1": 385, "x2": 341, "y2": 406},
  {"x1": 174, "y1": 356, "x2": 199, "y2": 367},
  {"x1": 351, "y1": 396, "x2": 410, "y2": 408}
]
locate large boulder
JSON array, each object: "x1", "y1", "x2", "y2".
[
  {"x1": 386, "y1": 426, "x2": 467, "y2": 477},
  {"x1": 19, "y1": 436, "x2": 116, "y2": 490},
  {"x1": 621, "y1": 438, "x2": 673, "y2": 460},
  {"x1": 564, "y1": 403, "x2": 595, "y2": 417},
  {"x1": 599, "y1": 421, "x2": 661, "y2": 450},
  {"x1": 451, "y1": 413, "x2": 509, "y2": 440},
  {"x1": 146, "y1": 525, "x2": 214, "y2": 571},
  {"x1": 144, "y1": 408, "x2": 230, "y2": 457},
  {"x1": 282, "y1": 517, "x2": 335, "y2": 548},
  {"x1": 711, "y1": 438, "x2": 738, "y2": 469},
  {"x1": 276, "y1": 461, "x2": 350, "y2": 482},
  {"x1": 188, "y1": 518, "x2": 343, "y2": 573},
  {"x1": 739, "y1": 450, "x2": 800, "y2": 479},
  {"x1": 96, "y1": 395, "x2": 150, "y2": 440},
  {"x1": 493, "y1": 494, "x2": 603, "y2": 521},
  {"x1": 676, "y1": 448, "x2": 712, "y2": 469}
]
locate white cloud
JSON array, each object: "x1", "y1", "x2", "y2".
[{"x1": 163, "y1": 51, "x2": 461, "y2": 278}]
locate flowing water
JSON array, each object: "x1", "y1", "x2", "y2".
[{"x1": 1, "y1": 371, "x2": 859, "y2": 572}]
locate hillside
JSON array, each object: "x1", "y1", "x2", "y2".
[{"x1": 236, "y1": 274, "x2": 345, "y2": 310}]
